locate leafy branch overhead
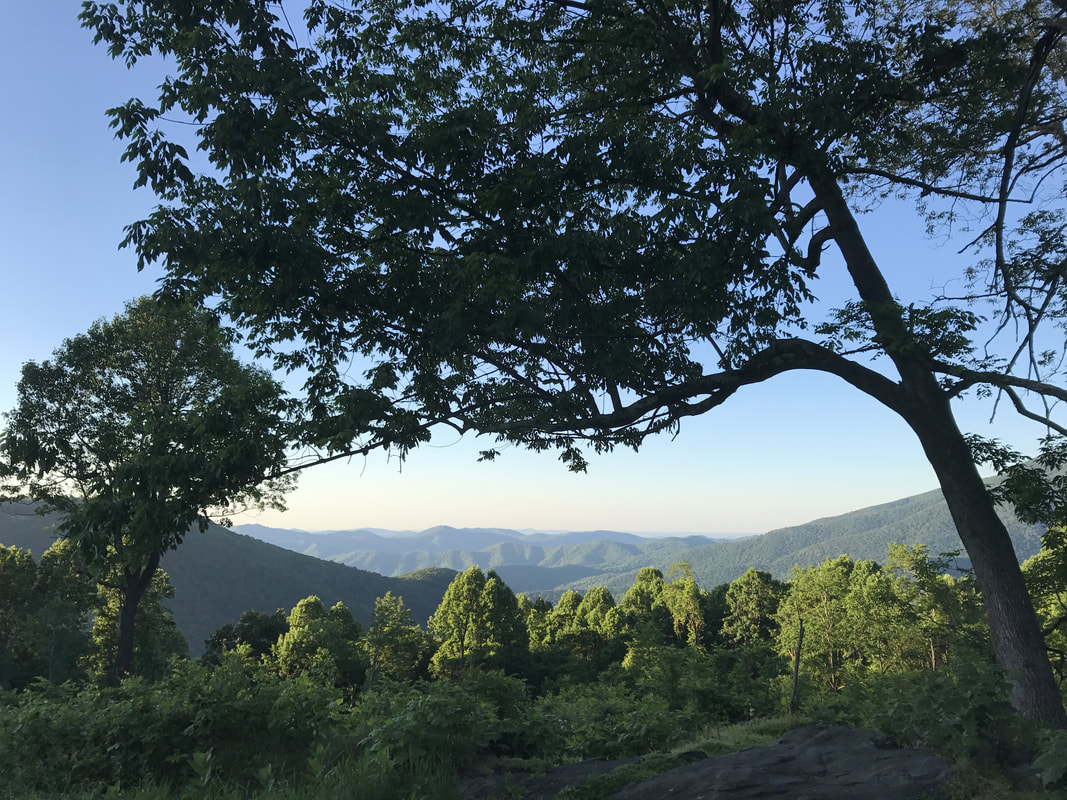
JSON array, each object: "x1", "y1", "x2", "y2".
[{"x1": 79, "y1": 0, "x2": 1067, "y2": 723}]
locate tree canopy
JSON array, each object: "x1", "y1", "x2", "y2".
[
  {"x1": 79, "y1": 0, "x2": 1067, "y2": 723},
  {"x1": 0, "y1": 297, "x2": 293, "y2": 681}
]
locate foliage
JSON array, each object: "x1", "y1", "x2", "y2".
[
  {"x1": 0, "y1": 297, "x2": 293, "y2": 680},
  {"x1": 620, "y1": 639, "x2": 784, "y2": 721},
  {"x1": 202, "y1": 608, "x2": 289, "y2": 667},
  {"x1": 813, "y1": 660, "x2": 1036, "y2": 766},
  {"x1": 428, "y1": 567, "x2": 527, "y2": 678},
  {"x1": 0, "y1": 657, "x2": 350, "y2": 794},
  {"x1": 1023, "y1": 525, "x2": 1067, "y2": 686},
  {"x1": 78, "y1": 0, "x2": 1067, "y2": 723},
  {"x1": 1035, "y1": 729, "x2": 1067, "y2": 798},
  {"x1": 775, "y1": 545, "x2": 988, "y2": 700},
  {"x1": 269, "y1": 596, "x2": 366, "y2": 689},
  {"x1": 0, "y1": 546, "x2": 48, "y2": 689},
  {"x1": 722, "y1": 568, "x2": 785, "y2": 645},
  {"x1": 534, "y1": 681, "x2": 689, "y2": 759},
  {"x1": 0, "y1": 541, "x2": 94, "y2": 689},
  {"x1": 87, "y1": 568, "x2": 187, "y2": 684},
  {"x1": 358, "y1": 671, "x2": 554, "y2": 775},
  {"x1": 776, "y1": 556, "x2": 858, "y2": 693},
  {"x1": 362, "y1": 592, "x2": 433, "y2": 687}
]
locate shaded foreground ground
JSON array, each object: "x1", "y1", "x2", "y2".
[{"x1": 460, "y1": 725, "x2": 953, "y2": 800}]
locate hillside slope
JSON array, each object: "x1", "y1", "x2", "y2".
[
  {"x1": 0, "y1": 503, "x2": 455, "y2": 655},
  {"x1": 546, "y1": 488, "x2": 1044, "y2": 599}
]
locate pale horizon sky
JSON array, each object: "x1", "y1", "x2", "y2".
[{"x1": 0, "y1": 1, "x2": 1049, "y2": 536}]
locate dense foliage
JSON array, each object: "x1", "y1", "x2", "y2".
[
  {"x1": 0, "y1": 298, "x2": 293, "y2": 681},
  {"x1": 3, "y1": 537, "x2": 1065, "y2": 798},
  {"x1": 78, "y1": 0, "x2": 1067, "y2": 723}
]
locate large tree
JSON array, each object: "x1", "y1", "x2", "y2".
[
  {"x1": 0, "y1": 298, "x2": 293, "y2": 681},
  {"x1": 80, "y1": 0, "x2": 1067, "y2": 724}
]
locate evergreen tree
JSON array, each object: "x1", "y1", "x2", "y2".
[
  {"x1": 362, "y1": 592, "x2": 431, "y2": 686},
  {"x1": 271, "y1": 596, "x2": 365, "y2": 688},
  {"x1": 722, "y1": 568, "x2": 785, "y2": 646}
]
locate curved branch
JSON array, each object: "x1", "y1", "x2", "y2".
[
  {"x1": 845, "y1": 166, "x2": 1005, "y2": 203},
  {"x1": 493, "y1": 338, "x2": 906, "y2": 435},
  {"x1": 930, "y1": 360, "x2": 1067, "y2": 405}
]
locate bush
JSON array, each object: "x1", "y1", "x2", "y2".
[
  {"x1": 0, "y1": 656, "x2": 352, "y2": 794},
  {"x1": 535, "y1": 681, "x2": 690, "y2": 759},
  {"x1": 799, "y1": 660, "x2": 1034, "y2": 765},
  {"x1": 359, "y1": 675, "x2": 526, "y2": 775}
]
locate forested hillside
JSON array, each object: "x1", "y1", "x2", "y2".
[
  {"x1": 0, "y1": 503, "x2": 454, "y2": 655},
  {"x1": 237, "y1": 486, "x2": 1044, "y2": 601}
]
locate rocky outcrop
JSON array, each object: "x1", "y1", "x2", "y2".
[
  {"x1": 605, "y1": 725, "x2": 952, "y2": 800},
  {"x1": 460, "y1": 724, "x2": 953, "y2": 800}
]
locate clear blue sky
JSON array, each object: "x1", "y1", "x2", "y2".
[{"x1": 0, "y1": 1, "x2": 1044, "y2": 535}]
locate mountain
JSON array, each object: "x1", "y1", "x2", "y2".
[
  {"x1": 544, "y1": 488, "x2": 1045, "y2": 599},
  {"x1": 232, "y1": 523, "x2": 661, "y2": 559},
  {"x1": 0, "y1": 503, "x2": 455, "y2": 656},
  {"x1": 2, "y1": 483, "x2": 1046, "y2": 654},
  {"x1": 235, "y1": 485, "x2": 1044, "y2": 602}
]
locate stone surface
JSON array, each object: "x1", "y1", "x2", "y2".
[
  {"x1": 604, "y1": 725, "x2": 952, "y2": 800},
  {"x1": 459, "y1": 725, "x2": 953, "y2": 800}
]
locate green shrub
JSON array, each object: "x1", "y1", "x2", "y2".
[
  {"x1": 0, "y1": 656, "x2": 352, "y2": 794},
  {"x1": 359, "y1": 678, "x2": 500, "y2": 775},
  {"x1": 801, "y1": 660, "x2": 1034, "y2": 764},
  {"x1": 535, "y1": 681, "x2": 690, "y2": 759},
  {"x1": 1035, "y1": 729, "x2": 1067, "y2": 798}
]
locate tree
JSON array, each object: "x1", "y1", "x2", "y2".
[
  {"x1": 722, "y1": 568, "x2": 785, "y2": 646},
  {"x1": 0, "y1": 297, "x2": 293, "y2": 681},
  {"x1": 0, "y1": 546, "x2": 44, "y2": 689},
  {"x1": 776, "y1": 556, "x2": 859, "y2": 694},
  {"x1": 0, "y1": 542, "x2": 95, "y2": 689},
  {"x1": 80, "y1": 0, "x2": 1067, "y2": 724},
  {"x1": 1023, "y1": 526, "x2": 1067, "y2": 686},
  {"x1": 362, "y1": 592, "x2": 432, "y2": 686},
  {"x1": 33, "y1": 540, "x2": 96, "y2": 684},
  {"x1": 203, "y1": 608, "x2": 290, "y2": 666},
  {"x1": 271, "y1": 596, "x2": 366, "y2": 687},
  {"x1": 428, "y1": 567, "x2": 527, "y2": 677},
  {"x1": 87, "y1": 567, "x2": 187, "y2": 683}
]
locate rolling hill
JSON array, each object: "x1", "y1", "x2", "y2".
[
  {"x1": 2, "y1": 482, "x2": 1046, "y2": 653},
  {"x1": 235, "y1": 486, "x2": 1045, "y2": 602},
  {"x1": 0, "y1": 503, "x2": 455, "y2": 655}
]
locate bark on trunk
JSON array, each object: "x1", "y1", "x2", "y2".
[
  {"x1": 807, "y1": 161, "x2": 1067, "y2": 728},
  {"x1": 902, "y1": 385, "x2": 1067, "y2": 728},
  {"x1": 114, "y1": 553, "x2": 160, "y2": 683}
]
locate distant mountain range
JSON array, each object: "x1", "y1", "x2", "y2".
[
  {"x1": 2, "y1": 484, "x2": 1045, "y2": 655},
  {"x1": 235, "y1": 485, "x2": 1045, "y2": 601}
]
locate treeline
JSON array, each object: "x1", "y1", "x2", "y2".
[{"x1": 1, "y1": 539, "x2": 1065, "y2": 797}]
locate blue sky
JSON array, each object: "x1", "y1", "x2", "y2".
[{"x1": 0, "y1": 1, "x2": 1046, "y2": 535}]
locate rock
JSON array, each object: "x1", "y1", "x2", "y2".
[
  {"x1": 604, "y1": 725, "x2": 952, "y2": 800},
  {"x1": 460, "y1": 756, "x2": 642, "y2": 800}
]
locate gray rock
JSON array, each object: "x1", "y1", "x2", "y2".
[{"x1": 605, "y1": 725, "x2": 952, "y2": 800}]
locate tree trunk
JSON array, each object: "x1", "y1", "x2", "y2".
[
  {"x1": 115, "y1": 586, "x2": 139, "y2": 683},
  {"x1": 807, "y1": 163, "x2": 1066, "y2": 728},
  {"x1": 903, "y1": 385, "x2": 1067, "y2": 728},
  {"x1": 114, "y1": 553, "x2": 160, "y2": 683}
]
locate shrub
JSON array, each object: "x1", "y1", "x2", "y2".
[
  {"x1": 802, "y1": 660, "x2": 1035, "y2": 765},
  {"x1": 535, "y1": 681, "x2": 690, "y2": 759},
  {"x1": 0, "y1": 656, "x2": 352, "y2": 794}
]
